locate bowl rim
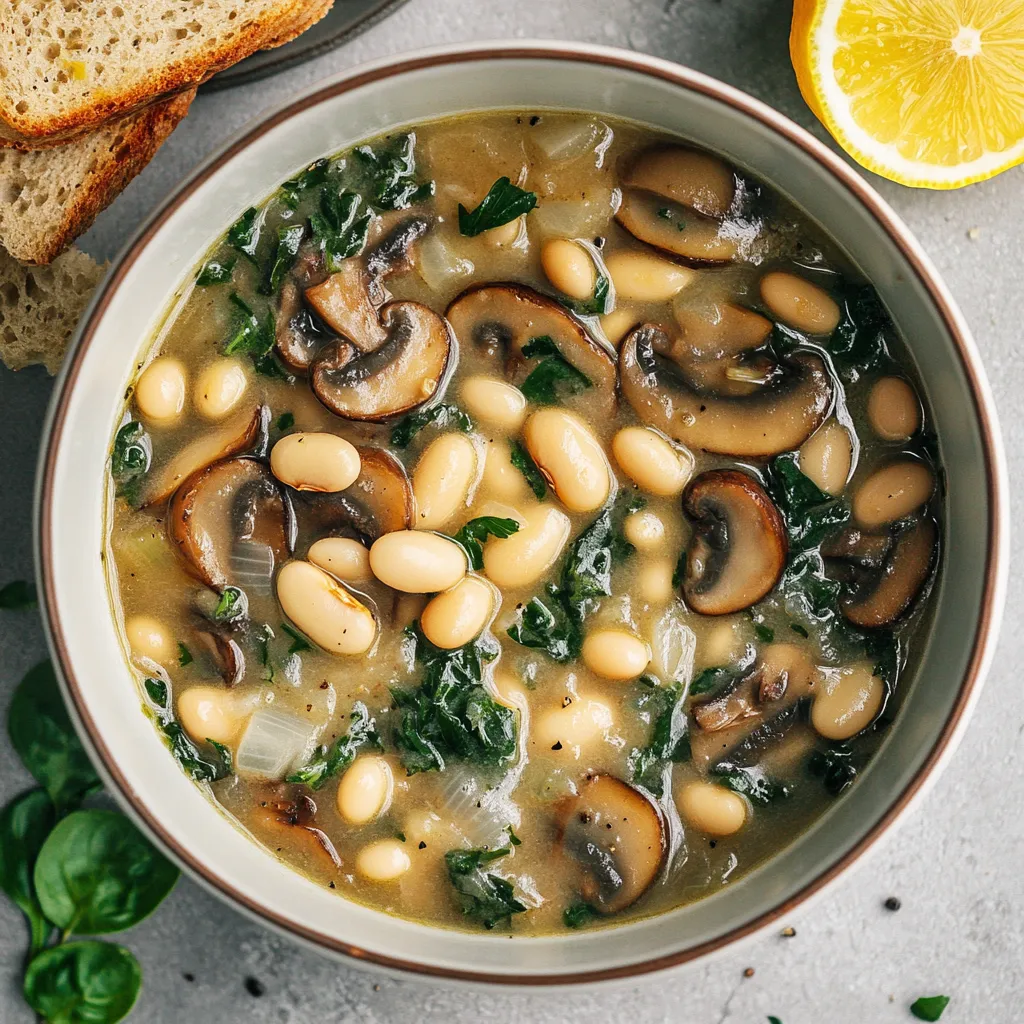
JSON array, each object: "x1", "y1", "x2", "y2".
[{"x1": 35, "y1": 40, "x2": 1007, "y2": 985}]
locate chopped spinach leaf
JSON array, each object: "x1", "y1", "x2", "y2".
[
  {"x1": 458, "y1": 176, "x2": 537, "y2": 237},
  {"x1": 227, "y1": 206, "x2": 264, "y2": 265},
  {"x1": 807, "y1": 744, "x2": 859, "y2": 795},
  {"x1": 509, "y1": 440, "x2": 547, "y2": 499},
  {"x1": 176, "y1": 642, "x2": 193, "y2": 667},
  {"x1": 207, "y1": 740, "x2": 233, "y2": 776},
  {"x1": 506, "y1": 826, "x2": 522, "y2": 847},
  {"x1": 280, "y1": 157, "x2": 330, "y2": 208},
  {"x1": 753, "y1": 622, "x2": 775, "y2": 643},
  {"x1": 451, "y1": 516, "x2": 520, "y2": 570},
  {"x1": 276, "y1": 411, "x2": 294, "y2": 431},
  {"x1": 672, "y1": 547, "x2": 687, "y2": 590},
  {"x1": 143, "y1": 679, "x2": 227, "y2": 783},
  {"x1": 766, "y1": 452, "x2": 850, "y2": 552},
  {"x1": 710, "y1": 763, "x2": 789, "y2": 805},
  {"x1": 253, "y1": 351, "x2": 291, "y2": 379},
  {"x1": 212, "y1": 586, "x2": 247, "y2": 624},
  {"x1": 390, "y1": 403, "x2": 472, "y2": 448},
  {"x1": 280, "y1": 622, "x2": 312, "y2": 655},
  {"x1": 0, "y1": 580, "x2": 37, "y2": 610},
  {"x1": 351, "y1": 133, "x2": 433, "y2": 211},
  {"x1": 223, "y1": 293, "x2": 275, "y2": 360},
  {"x1": 264, "y1": 223, "x2": 304, "y2": 294},
  {"x1": 910, "y1": 995, "x2": 950, "y2": 1021},
  {"x1": 196, "y1": 256, "x2": 236, "y2": 286},
  {"x1": 790, "y1": 623, "x2": 809, "y2": 638},
  {"x1": 444, "y1": 846, "x2": 526, "y2": 929},
  {"x1": 563, "y1": 901, "x2": 599, "y2": 929},
  {"x1": 520, "y1": 335, "x2": 558, "y2": 358},
  {"x1": 519, "y1": 336, "x2": 591, "y2": 404},
  {"x1": 110, "y1": 421, "x2": 151, "y2": 507},
  {"x1": 562, "y1": 267, "x2": 611, "y2": 317},
  {"x1": 144, "y1": 678, "x2": 167, "y2": 709},
  {"x1": 287, "y1": 702, "x2": 380, "y2": 789},
  {"x1": 391, "y1": 626, "x2": 516, "y2": 774},
  {"x1": 830, "y1": 284, "x2": 894, "y2": 382},
  {"x1": 689, "y1": 649, "x2": 756, "y2": 697},
  {"x1": 506, "y1": 587, "x2": 583, "y2": 663},
  {"x1": 310, "y1": 189, "x2": 371, "y2": 272},
  {"x1": 628, "y1": 679, "x2": 690, "y2": 797}
]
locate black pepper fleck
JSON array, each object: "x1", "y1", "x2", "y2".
[
  {"x1": 244, "y1": 977, "x2": 265, "y2": 998},
  {"x1": 551, "y1": 741, "x2": 563, "y2": 750},
  {"x1": 418, "y1": 841, "x2": 427, "y2": 850},
  {"x1": 530, "y1": 115, "x2": 540, "y2": 126},
  {"x1": 884, "y1": 896, "x2": 902, "y2": 911},
  {"x1": 183, "y1": 973, "x2": 195, "y2": 983}
]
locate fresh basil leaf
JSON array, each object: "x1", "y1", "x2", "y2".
[
  {"x1": 509, "y1": 441, "x2": 547, "y2": 499},
  {"x1": 710, "y1": 763, "x2": 789, "y2": 805},
  {"x1": 276, "y1": 411, "x2": 294, "y2": 431},
  {"x1": 391, "y1": 627, "x2": 515, "y2": 774},
  {"x1": 196, "y1": 256, "x2": 236, "y2": 286},
  {"x1": 390, "y1": 403, "x2": 472, "y2": 448},
  {"x1": 451, "y1": 516, "x2": 520, "y2": 570},
  {"x1": 0, "y1": 579, "x2": 37, "y2": 609},
  {"x1": 628, "y1": 680, "x2": 690, "y2": 797},
  {"x1": 264, "y1": 223, "x2": 304, "y2": 294},
  {"x1": 110, "y1": 421, "x2": 151, "y2": 507},
  {"x1": 287, "y1": 702, "x2": 380, "y2": 789},
  {"x1": 280, "y1": 622, "x2": 312, "y2": 655},
  {"x1": 227, "y1": 206, "x2": 264, "y2": 265},
  {"x1": 520, "y1": 352, "x2": 591, "y2": 404},
  {"x1": 444, "y1": 846, "x2": 526, "y2": 929},
  {"x1": 458, "y1": 176, "x2": 537, "y2": 237},
  {"x1": 24, "y1": 940, "x2": 141, "y2": 1024},
  {"x1": 176, "y1": 642, "x2": 193, "y2": 667},
  {"x1": 910, "y1": 996, "x2": 950, "y2": 1021},
  {"x1": 563, "y1": 901, "x2": 598, "y2": 929},
  {"x1": 8, "y1": 661, "x2": 101, "y2": 815},
  {"x1": 506, "y1": 588, "x2": 582, "y2": 664},
  {"x1": 0, "y1": 789, "x2": 55, "y2": 956},
  {"x1": 34, "y1": 809, "x2": 179, "y2": 935},
  {"x1": 280, "y1": 157, "x2": 330, "y2": 208},
  {"x1": 212, "y1": 586, "x2": 247, "y2": 624}
]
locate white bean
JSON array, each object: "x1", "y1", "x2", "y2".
[
  {"x1": 623, "y1": 510, "x2": 666, "y2": 551},
  {"x1": 412, "y1": 433, "x2": 478, "y2": 529},
  {"x1": 194, "y1": 358, "x2": 247, "y2": 420},
  {"x1": 760, "y1": 271, "x2": 840, "y2": 334},
  {"x1": 482, "y1": 215, "x2": 525, "y2": 249},
  {"x1": 482, "y1": 504, "x2": 570, "y2": 588},
  {"x1": 677, "y1": 781, "x2": 747, "y2": 836},
  {"x1": 177, "y1": 685, "x2": 252, "y2": 745},
  {"x1": 337, "y1": 755, "x2": 393, "y2": 824},
  {"x1": 541, "y1": 238, "x2": 596, "y2": 299},
  {"x1": 605, "y1": 250, "x2": 695, "y2": 302},
  {"x1": 356, "y1": 839, "x2": 411, "y2": 881},
  {"x1": 307, "y1": 537, "x2": 372, "y2": 583},
  {"x1": 600, "y1": 308, "x2": 639, "y2": 347},
  {"x1": 534, "y1": 696, "x2": 614, "y2": 753},
  {"x1": 481, "y1": 440, "x2": 531, "y2": 501},
  {"x1": 637, "y1": 560, "x2": 675, "y2": 604},
  {"x1": 420, "y1": 575, "x2": 496, "y2": 649},
  {"x1": 270, "y1": 433, "x2": 361, "y2": 493},
  {"x1": 135, "y1": 357, "x2": 186, "y2": 425},
  {"x1": 582, "y1": 629, "x2": 651, "y2": 680},
  {"x1": 276, "y1": 560, "x2": 377, "y2": 655},
  {"x1": 853, "y1": 461, "x2": 934, "y2": 527},
  {"x1": 812, "y1": 664, "x2": 884, "y2": 740},
  {"x1": 612, "y1": 426, "x2": 693, "y2": 496},
  {"x1": 125, "y1": 614, "x2": 173, "y2": 665},
  {"x1": 460, "y1": 376, "x2": 527, "y2": 432},
  {"x1": 867, "y1": 377, "x2": 921, "y2": 441},
  {"x1": 369, "y1": 531, "x2": 468, "y2": 593},
  {"x1": 523, "y1": 408, "x2": 610, "y2": 512},
  {"x1": 799, "y1": 420, "x2": 853, "y2": 496}
]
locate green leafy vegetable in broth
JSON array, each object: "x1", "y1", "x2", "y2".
[
  {"x1": 264, "y1": 222, "x2": 305, "y2": 294},
  {"x1": 391, "y1": 627, "x2": 516, "y2": 774},
  {"x1": 506, "y1": 586, "x2": 582, "y2": 663},
  {"x1": 458, "y1": 176, "x2": 537, "y2": 237},
  {"x1": 287, "y1": 702, "x2": 380, "y2": 789},
  {"x1": 212, "y1": 586, "x2": 247, "y2": 624},
  {"x1": 310, "y1": 188, "x2": 371, "y2": 271},
  {"x1": 176, "y1": 642, "x2": 193, "y2": 667},
  {"x1": 351, "y1": 133, "x2": 434, "y2": 211},
  {"x1": 23, "y1": 941, "x2": 142, "y2": 1024},
  {"x1": 390, "y1": 403, "x2": 472, "y2": 448},
  {"x1": 0, "y1": 579, "x2": 37, "y2": 610},
  {"x1": 110, "y1": 421, "x2": 151, "y2": 507},
  {"x1": 275, "y1": 411, "x2": 295, "y2": 431},
  {"x1": 766, "y1": 452, "x2": 851, "y2": 551},
  {"x1": 509, "y1": 440, "x2": 547, "y2": 499},
  {"x1": 807, "y1": 743, "x2": 860, "y2": 795},
  {"x1": 0, "y1": 789, "x2": 56, "y2": 956},
  {"x1": 444, "y1": 847, "x2": 526, "y2": 929},
  {"x1": 910, "y1": 995, "x2": 951, "y2": 1022},
  {"x1": 279, "y1": 157, "x2": 330, "y2": 208},
  {"x1": 451, "y1": 516, "x2": 520, "y2": 570},
  {"x1": 519, "y1": 335, "x2": 591, "y2": 404},
  {"x1": 143, "y1": 677, "x2": 231, "y2": 783},
  {"x1": 195, "y1": 256, "x2": 236, "y2": 286},
  {"x1": 280, "y1": 622, "x2": 312, "y2": 655},
  {"x1": 710, "y1": 763, "x2": 789, "y2": 805},
  {"x1": 562, "y1": 901, "x2": 599, "y2": 929},
  {"x1": 223, "y1": 293, "x2": 275, "y2": 361},
  {"x1": 628, "y1": 680, "x2": 690, "y2": 797},
  {"x1": 830, "y1": 284, "x2": 894, "y2": 382},
  {"x1": 227, "y1": 206, "x2": 264, "y2": 265},
  {"x1": 562, "y1": 265, "x2": 612, "y2": 317}
]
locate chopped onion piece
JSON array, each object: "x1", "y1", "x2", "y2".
[
  {"x1": 236, "y1": 708, "x2": 314, "y2": 779},
  {"x1": 530, "y1": 120, "x2": 611, "y2": 164},
  {"x1": 437, "y1": 767, "x2": 519, "y2": 850},
  {"x1": 230, "y1": 540, "x2": 275, "y2": 597},
  {"x1": 650, "y1": 608, "x2": 696, "y2": 687},
  {"x1": 417, "y1": 231, "x2": 474, "y2": 292},
  {"x1": 531, "y1": 190, "x2": 617, "y2": 240}
]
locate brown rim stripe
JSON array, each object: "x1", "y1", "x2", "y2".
[{"x1": 37, "y1": 44, "x2": 1005, "y2": 985}]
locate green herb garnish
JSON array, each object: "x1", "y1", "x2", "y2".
[
  {"x1": 910, "y1": 996, "x2": 950, "y2": 1021},
  {"x1": 509, "y1": 440, "x2": 547, "y2": 498},
  {"x1": 227, "y1": 206, "x2": 264, "y2": 265},
  {"x1": 287, "y1": 702, "x2": 380, "y2": 789},
  {"x1": 390, "y1": 403, "x2": 472, "y2": 448},
  {"x1": 196, "y1": 256, "x2": 236, "y2": 286},
  {"x1": 0, "y1": 579, "x2": 37, "y2": 610},
  {"x1": 212, "y1": 586, "x2": 247, "y2": 624},
  {"x1": 628, "y1": 679, "x2": 690, "y2": 796},
  {"x1": 110, "y1": 420, "x2": 151, "y2": 507},
  {"x1": 444, "y1": 846, "x2": 526, "y2": 929},
  {"x1": 519, "y1": 334, "x2": 591, "y2": 404},
  {"x1": 264, "y1": 223, "x2": 304, "y2": 294},
  {"x1": 176, "y1": 642, "x2": 193, "y2": 667},
  {"x1": 563, "y1": 901, "x2": 599, "y2": 929},
  {"x1": 458, "y1": 176, "x2": 537, "y2": 237},
  {"x1": 451, "y1": 516, "x2": 520, "y2": 570},
  {"x1": 280, "y1": 622, "x2": 312, "y2": 655}
]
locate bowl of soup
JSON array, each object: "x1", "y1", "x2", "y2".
[{"x1": 37, "y1": 42, "x2": 1007, "y2": 983}]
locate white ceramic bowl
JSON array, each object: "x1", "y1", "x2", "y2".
[{"x1": 36, "y1": 42, "x2": 1008, "y2": 985}]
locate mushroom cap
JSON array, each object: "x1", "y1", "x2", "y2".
[
  {"x1": 841, "y1": 517, "x2": 937, "y2": 628},
  {"x1": 309, "y1": 301, "x2": 452, "y2": 421},
  {"x1": 681, "y1": 469, "x2": 788, "y2": 615},
  {"x1": 621, "y1": 146, "x2": 736, "y2": 220},
  {"x1": 615, "y1": 190, "x2": 739, "y2": 265},
  {"x1": 556, "y1": 774, "x2": 666, "y2": 915},
  {"x1": 168, "y1": 456, "x2": 291, "y2": 591},
  {"x1": 620, "y1": 324, "x2": 832, "y2": 457},
  {"x1": 445, "y1": 282, "x2": 617, "y2": 415},
  {"x1": 275, "y1": 279, "x2": 334, "y2": 375}
]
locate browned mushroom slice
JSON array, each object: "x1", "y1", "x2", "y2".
[
  {"x1": 275, "y1": 279, "x2": 333, "y2": 374},
  {"x1": 141, "y1": 405, "x2": 269, "y2": 507},
  {"x1": 693, "y1": 688, "x2": 760, "y2": 732},
  {"x1": 681, "y1": 470, "x2": 787, "y2": 615},
  {"x1": 197, "y1": 630, "x2": 246, "y2": 686},
  {"x1": 821, "y1": 526, "x2": 892, "y2": 568},
  {"x1": 556, "y1": 775, "x2": 665, "y2": 915},
  {"x1": 445, "y1": 283, "x2": 617, "y2": 414},
  {"x1": 622, "y1": 146, "x2": 736, "y2": 219},
  {"x1": 250, "y1": 791, "x2": 341, "y2": 870},
  {"x1": 755, "y1": 643, "x2": 819, "y2": 703},
  {"x1": 842, "y1": 517, "x2": 937, "y2": 628},
  {"x1": 620, "y1": 324, "x2": 832, "y2": 457},
  {"x1": 309, "y1": 302, "x2": 452, "y2": 422},
  {"x1": 616, "y1": 190, "x2": 739, "y2": 265},
  {"x1": 169, "y1": 457, "x2": 289, "y2": 590},
  {"x1": 304, "y1": 261, "x2": 387, "y2": 355}
]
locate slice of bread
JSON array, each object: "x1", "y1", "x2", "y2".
[
  {"x1": 0, "y1": 245, "x2": 103, "y2": 373},
  {"x1": 0, "y1": 90, "x2": 195, "y2": 265},
  {"x1": 0, "y1": 0, "x2": 333, "y2": 145}
]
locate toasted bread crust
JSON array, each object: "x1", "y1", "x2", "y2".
[
  {"x1": 0, "y1": 0, "x2": 328, "y2": 144},
  {"x1": 2, "y1": 90, "x2": 195, "y2": 264}
]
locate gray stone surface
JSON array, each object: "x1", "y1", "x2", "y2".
[{"x1": 1, "y1": 1, "x2": 1020, "y2": 1020}]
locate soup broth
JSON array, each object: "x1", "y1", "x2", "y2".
[{"x1": 106, "y1": 111, "x2": 942, "y2": 935}]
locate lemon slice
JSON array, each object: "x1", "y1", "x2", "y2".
[{"x1": 790, "y1": 0, "x2": 1024, "y2": 188}]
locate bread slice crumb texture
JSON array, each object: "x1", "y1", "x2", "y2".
[
  {"x1": 0, "y1": 89, "x2": 194, "y2": 264},
  {"x1": 0, "y1": 245, "x2": 103, "y2": 373},
  {"x1": 0, "y1": 0, "x2": 323, "y2": 143}
]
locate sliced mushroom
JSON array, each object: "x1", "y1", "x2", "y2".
[
  {"x1": 672, "y1": 302, "x2": 772, "y2": 361},
  {"x1": 616, "y1": 190, "x2": 738, "y2": 265},
  {"x1": 681, "y1": 470, "x2": 787, "y2": 615},
  {"x1": 754, "y1": 643, "x2": 820, "y2": 703},
  {"x1": 692, "y1": 687, "x2": 760, "y2": 732},
  {"x1": 141, "y1": 405, "x2": 269, "y2": 508},
  {"x1": 620, "y1": 324, "x2": 832, "y2": 457},
  {"x1": 622, "y1": 146, "x2": 736, "y2": 220},
  {"x1": 842, "y1": 517, "x2": 937, "y2": 629},
  {"x1": 556, "y1": 775, "x2": 665, "y2": 915},
  {"x1": 250, "y1": 789, "x2": 341, "y2": 870},
  {"x1": 309, "y1": 302, "x2": 452, "y2": 421},
  {"x1": 821, "y1": 526, "x2": 892, "y2": 568},
  {"x1": 275, "y1": 279, "x2": 335, "y2": 374},
  {"x1": 445, "y1": 283, "x2": 617, "y2": 415},
  {"x1": 169, "y1": 457, "x2": 290, "y2": 590},
  {"x1": 196, "y1": 630, "x2": 246, "y2": 686}
]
